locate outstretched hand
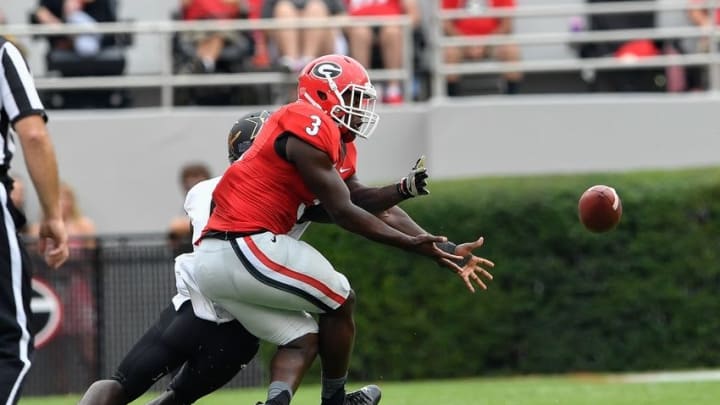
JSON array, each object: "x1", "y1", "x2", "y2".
[
  {"x1": 411, "y1": 233, "x2": 465, "y2": 263},
  {"x1": 439, "y1": 237, "x2": 495, "y2": 293}
]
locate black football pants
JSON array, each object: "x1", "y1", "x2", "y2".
[{"x1": 111, "y1": 301, "x2": 259, "y2": 403}]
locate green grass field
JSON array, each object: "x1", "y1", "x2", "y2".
[{"x1": 19, "y1": 374, "x2": 720, "y2": 405}]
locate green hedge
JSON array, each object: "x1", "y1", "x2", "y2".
[{"x1": 296, "y1": 167, "x2": 720, "y2": 380}]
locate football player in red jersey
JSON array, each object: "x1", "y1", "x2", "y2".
[
  {"x1": 76, "y1": 111, "x2": 382, "y2": 405},
  {"x1": 194, "y1": 54, "x2": 494, "y2": 405}
]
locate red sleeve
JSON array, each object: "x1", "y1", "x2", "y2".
[
  {"x1": 281, "y1": 104, "x2": 341, "y2": 164},
  {"x1": 339, "y1": 141, "x2": 358, "y2": 180},
  {"x1": 442, "y1": 0, "x2": 458, "y2": 10},
  {"x1": 493, "y1": 0, "x2": 515, "y2": 8}
]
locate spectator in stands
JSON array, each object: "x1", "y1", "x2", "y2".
[
  {"x1": 442, "y1": 0, "x2": 523, "y2": 96},
  {"x1": 28, "y1": 181, "x2": 96, "y2": 247},
  {"x1": 573, "y1": 0, "x2": 673, "y2": 92},
  {"x1": 345, "y1": 0, "x2": 422, "y2": 104},
  {"x1": 178, "y1": 0, "x2": 248, "y2": 73},
  {"x1": 31, "y1": 0, "x2": 131, "y2": 108},
  {"x1": 262, "y1": 0, "x2": 346, "y2": 73},
  {"x1": 684, "y1": 0, "x2": 719, "y2": 90},
  {"x1": 32, "y1": 0, "x2": 116, "y2": 57},
  {"x1": 28, "y1": 181, "x2": 97, "y2": 381},
  {"x1": 688, "y1": 0, "x2": 719, "y2": 52},
  {"x1": 687, "y1": 0, "x2": 719, "y2": 30},
  {"x1": 168, "y1": 162, "x2": 211, "y2": 253}
]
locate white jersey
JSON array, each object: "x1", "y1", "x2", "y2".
[
  {"x1": 171, "y1": 176, "x2": 313, "y2": 323},
  {"x1": 171, "y1": 176, "x2": 226, "y2": 321}
]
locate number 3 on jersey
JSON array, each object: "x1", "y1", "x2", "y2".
[{"x1": 306, "y1": 115, "x2": 322, "y2": 136}]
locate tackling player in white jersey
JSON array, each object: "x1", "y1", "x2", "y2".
[{"x1": 78, "y1": 112, "x2": 267, "y2": 405}]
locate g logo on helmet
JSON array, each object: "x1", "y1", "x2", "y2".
[{"x1": 311, "y1": 62, "x2": 342, "y2": 79}]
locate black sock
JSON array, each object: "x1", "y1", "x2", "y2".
[
  {"x1": 266, "y1": 390, "x2": 291, "y2": 405},
  {"x1": 321, "y1": 374, "x2": 347, "y2": 403},
  {"x1": 447, "y1": 81, "x2": 460, "y2": 96},
  {"x1": 505, "y1": 80, "x2": 520, "y2": 95}
]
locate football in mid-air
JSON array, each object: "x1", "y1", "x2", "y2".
[{"x1": 578, "y1": 185, "x2": 623, "y2": 233}]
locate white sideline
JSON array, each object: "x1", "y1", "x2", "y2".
[{"x1": 618, "y1": 370, "x2": 720, "y2": 384}]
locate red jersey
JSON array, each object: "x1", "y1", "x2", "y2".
[
  {"x1": 205, "y1": 100, "x2": 356, "y2": 236},
  {"x1": 346, "y1": 0, "x2": 404, "y2": 16},
  {"x1": 442, "y1": 0, "x2": 515, "y2": 36},
  {"x1": 338, "y1": 141, "x2": 358, "y2": 181},
  {"x1": 183, "y1": 0, "x2": 240, "y2": 20}
]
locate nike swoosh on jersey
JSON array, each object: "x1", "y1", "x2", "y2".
[{"x1": 339, "y1": 168, "x2": 351, "y2": 173}]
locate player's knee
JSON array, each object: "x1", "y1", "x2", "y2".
[
  {"x1": 284, "y1": 333, "x2": 319, "y2": 361},
  {"x1": 78, "y1": 380, "x2": 128, "y2": 405},
  {"x1": 322, "y1": 289, "x2": 355, "y2": 320},
  {"x1": 339, "y1": 289, "x2": 356, "y2": 312}
]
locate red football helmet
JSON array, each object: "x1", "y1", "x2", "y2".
[{"x1": 297, "y1": 54, "x2": 380, "y2": 139}]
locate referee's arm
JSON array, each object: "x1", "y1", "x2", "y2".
[
  {"x1": 1, "y1": 41, "x2": 68, "y2": 268},
  {"x1": 14, "y1": 116, "x2": 63, "y2": 224}
]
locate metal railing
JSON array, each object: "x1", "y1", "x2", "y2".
[
  {"x1": 2, "y1": 15, "x2": 414, "y2": 107},
  {"x1": 432, "y1": 0, "x2": 720, "y2": 97},
  {"x1": 3, "y1": 0, "x2": 720, "y2": 105}
]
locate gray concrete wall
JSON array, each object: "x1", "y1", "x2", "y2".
[
  {"x1": 427, "y1": 94, "x2": 720, "y2": 178},
  {"x1": 9, "y1": 95, "x2": 720, "y2": 234}
]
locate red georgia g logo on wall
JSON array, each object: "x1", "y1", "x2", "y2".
[{"x1": 30, "y1": 277, "x2": 63, "y2": 348}]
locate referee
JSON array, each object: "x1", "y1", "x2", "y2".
[{"x1": 0, "y1": 36, "x2": 69, "y2": 404}]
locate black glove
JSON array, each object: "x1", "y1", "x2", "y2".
[{"x1": 398, "y1": 155, "x2": 429, "y2": 198}]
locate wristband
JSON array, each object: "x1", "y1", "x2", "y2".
[
  {"x1": 396, "y1": 181, "x2": 413, "y2": 199},
  {"x1": 436, "y1": 241, "x2": 471, "y2": 268},
  {"x1": 436, "y1": 241, "x2": 457, "y2": 254}
]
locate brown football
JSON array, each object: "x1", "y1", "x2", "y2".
[{"x1": 578, "y1": 185, "x2": 623, "y2": 233}]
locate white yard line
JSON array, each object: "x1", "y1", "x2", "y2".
[{"x1": 617, "y1": 370, "x2": 720, "y2": 384}]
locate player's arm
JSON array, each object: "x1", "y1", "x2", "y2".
[
  {"x1": 302, "y1": 176, "x2": 410, "y2": 223},
  {"x1": 300, "y1": 155, "x2": 429, "y2": 222},
  {"x1": 299, "y1": 180, "x2": 406, "y2": 223},
  {"x1": 347, "y1": 176, "x2": 409, "y2": 212},
  {"x1": 300, "y1": 187, "x2": 422, "y2": 228},
  {"x1": 375, "y1": 205, "x2": 424, "y2": 234},
  {"x1": 348, "y1": 154, "x2": 429, "y2": 208},
  {"x1": 286, "y1": 135, "x2": 459, "y2": 262}
]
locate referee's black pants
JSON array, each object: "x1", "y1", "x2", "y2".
[{"x1": 0, "y1": 184, "x2": 34, "y2": 405}]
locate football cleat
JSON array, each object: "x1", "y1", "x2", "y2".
[{"x1": 345, "y1": 385, "x2": 382, "y2": 405}]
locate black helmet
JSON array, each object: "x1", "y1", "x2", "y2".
[{"x1": 227, "y1": 110, "x2": 270, "y2": 163}]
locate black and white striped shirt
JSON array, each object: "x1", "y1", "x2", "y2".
[{"x1": 0, "y1": 36, "x2": 46, "y2": 174}]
